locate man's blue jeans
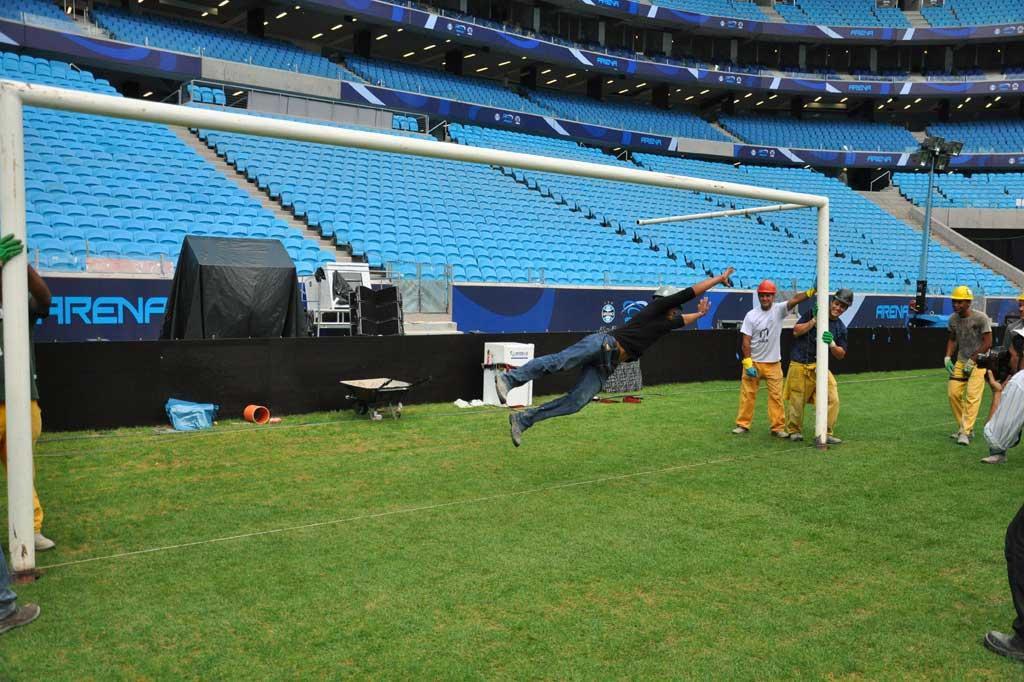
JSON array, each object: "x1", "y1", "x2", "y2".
[
  {"x1": 505, "y1": 332, "x2": 620, "y2": 431},
  {"x1": 0, "y1": 543, "x2": 16, "y2": 619}
]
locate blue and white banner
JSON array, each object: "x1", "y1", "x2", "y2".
[{"x1": 36, "y1": 277, "x2": 170, "y2": 342}]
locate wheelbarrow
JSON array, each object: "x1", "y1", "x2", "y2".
[{"x1": 339, "y1": 377, "x2": 429, "y2": 421}]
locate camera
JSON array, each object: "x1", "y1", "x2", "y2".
[{"x1": 977, "y1": 349, "x2": 1013, "y2": 382}]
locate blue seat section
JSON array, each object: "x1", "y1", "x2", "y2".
[
  {"x1": 91, "y1": 5, "x2": 348, "y2": 80},
  {"x1": 927, "y1": 121, "x2": 1024, "y2": 153},
  {"x1": 449, "y1": 123, "x2": 1012, "y2": 294},
  {"x1": 922, "y1": 0, "x2": 1024, "y2": 26},
  {"x1": 894, "y1": 173, "x2": 1024, "y2": 210},
  {"x1": 527, "y1": 90, "x2": 729, "y2": 141},
  {"x1": 0, "y1": 0, "x2": 82, "y2": 31},
  {"x1": 721, "y1": 114, "x2": 918, "y2": 151},
  {"x1": 774, "y1": 0, "x2": 910, "y2": 27},
  {"x1": 344, "y1": 55, "x2": 553, "y2": 117},
  {"x1": 648, "y1": 0, "x2": 766, "y2": 20},
  {"x1": 186, "y1": 83, "x2": 226, "y2": 105},
  {"x1": 3, "y1": 55, "x2": 330, "y2": 274},
  {"x1": 392, "y1": 115, "x2": 420, "y2": 132}
]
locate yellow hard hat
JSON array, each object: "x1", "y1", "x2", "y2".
[
  {"x1": 951, "y1": 285, "x2": 973, "y2": 301},
  {"x1": 1017, "y1": 291, "x2": 1024, "y2": 302}
]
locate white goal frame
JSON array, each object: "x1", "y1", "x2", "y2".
[{"x1": 0, "y1": 79, "x2": 831, "y2": 572}]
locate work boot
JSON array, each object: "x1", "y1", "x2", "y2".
[
  {"x1": 494, "y1": 372, "x2": 512, "y2": 405},
  {"x1": 982, "y1": 453, "x2": 1007, "y2": 464},
  {"x1": 957, "y1": 432, "x2": 971, "y2": 446},
  {"x1": 984, "y1": 631, "x2": 1024, "y2": 661},
  {"x1": 509, "y1": 412, "x2": 523, "y2": 448},
  {"x1": 772, "y1": 430, "x2": 789, "y2": 439},
  {"x1": 826, "y1": 435, "x2": 843, "y2": 445},
  {"x1": 731, "y1": 426, "x2": 748, "y2": 434},
  {"x1": 789, "y1": 433, "x2": 804, "y2": 442},
  {"x1": 0, "y1": 604, "x2": 40, "y2": 636},
  {"x1": 34, "y1": 533, "x2": 55, "y2": 552}
]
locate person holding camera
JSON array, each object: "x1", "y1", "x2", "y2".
[
  {"x1": 982, "y1": 329, "x2": 1024, "y2": 660},
  {"x1": 783, "y1": 289, "x2": 851, "y2": 443},
  {"x1": 945, "y1": 285, "x2": 992, "y2": 446}
]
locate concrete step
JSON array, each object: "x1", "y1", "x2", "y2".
[
  {"x1": 403, "y1": 313, "x2": 459, "y2": 335},
  {"x1": 171, "y1": 126, "x2": 352, "y2": 263},
  {"x1": 903, "y1": 9, "x2": 931, "y2": 27}
]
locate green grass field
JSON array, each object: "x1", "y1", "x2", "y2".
[{"x1": 1, "y1": 368, "x2": 1023, "y2": 680}]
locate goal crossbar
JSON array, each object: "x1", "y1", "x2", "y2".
[{"x1": 0, "y1": 80, "x2": 833, "y2": 572}]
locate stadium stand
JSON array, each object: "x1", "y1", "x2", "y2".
[
  {"x1": 646, "y1": 0, "x2": 767, "y2": 21},
  {"x1": 0, "y1": 0, "x2": 83, "y2": 31},
  {"x1": 2, "y1": 52, "x2": 334, "y2": 274},
  {"x1": 197, "y1": 122, "x2": 663, "y2": 285},
  {"x1": 773, "y1": 0, "x2": 910, "y2": 27},
  {"x1": 91, "y1": 5, "x2": 347, "y2": 79},
  {"x1": 921, "y1": 0, "x2": 1024, "y2": 27},
  {"x1": 344, "y1": 56, "x2": 552, "y2": 116},
  {"x1": 527, "y1": 90, "x2": 730, "y2": 141},
  {"x1": 720, "y1": 114, "x2": 918, "y2": 151},
  {"x1": 926, "y1": 121, "x2": 1024, "y2": 153},
  {"x1": 894, "y1": 172, "x2": 1024, "y2": 210},
  {"x1": 449, "y1": 124, "x2": 1012, "y2": 294}
]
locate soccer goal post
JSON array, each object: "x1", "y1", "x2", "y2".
[{"x1": 0, "y1": 79, "x2": 832, "y2": 572}]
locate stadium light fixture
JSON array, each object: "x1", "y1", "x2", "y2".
[
  {"x1": 734, "y1": 98, "x2": 740, "y2": 104},
  {"x1": 498, "y1": 60, "x2": 511, "y2": 66},
  {"x1": 913, "y1": 135, "x2": 963, "y2": 312},
  {"x1": 636, "y1": 82, "x2": 647, "y2": 88},
  {"x1": 755, "y1": 100, "x2": 764, "y2": 106},
  {"x1": 957, "y1": 103, "x2": 964, "y2": 109},
  {"x1": 877, "y1": 104, "x2": 884, "y2": 109},
  {"x1": 142, "y1": 91, "x2": 153, "y2": 97},
  {"x1": 201, "y1": 10, "x2": 207, "y2": 15},
  {"x1": 218, "y1": 0, "x2": 228, "y2": 5},
  {"x1": 813, "y1": 96, "x2": 822, "y2": 102},
  {"x1": 541, "y1": 68, "x2": 551, "y2": 74},
  {"x1": 839, "y1": 97, "x2": 847, "y2": 103},
  {"x1": 331, "y1": 23, "x2": 343, "y2": 30},
  {"x1": 684, "y1": 95, "x2": 694, "y2": 101},
  {"x1": 422, "y1": 43, "x2": 435, "y2": 50},
  {"x1": 375, "y1": 33, "x2": 387, "y2": 40},
  {"x1": 545, "y1": 78, "x2": 557, "y2": 84},
  {"x1": 275, "y1": 11, "x2": 287, "y2": 18},
  {"x1": 914, "y1": 97, "x2": 922, "y2": 104},
  {"x1": 232, "y1": 90, "x2": 243, "y2": 96},
  {"x1": 396, "y1": 28, "x2": 403, "y2": 32},
  {"x1": 700, "y1": 89, "x2": 710, "y2": 95},
  {"x1": 464, "y1": 53, "x2": 475, "y2": 59},
  {"x1": 479, "y1": 67, "x2": 491, "y2": 74},
  {"x1": 903, "y1": 104, "x2": 911, "y2": 109},
  {"x1": 618, "y1": 88, "x2": 629, "y2": 94},
  {"x1": 743, "y1": 92, "x2": 753, "y2": 98},
  {"x1": 994, "y1": 95, "x2": 1002, "y2": 102},
  {"x1": 768, "y1": 94, "x2": 777, "y2": 100},
  {"x1": 965, "y1": 97, "x2": 972, "y2": 103},
  {"x1": 403, "y1": 51, "x2": 415, "y2": 58},
  {"x1": 263, "y1": 20, "x2": 267, "y2": 24},
  {"x1": 311, "y1": 33, "x2": 322, "y2": 39},
  {"x1": 986, "y1": 102, "x2": 993, "y2": 108},
  {"x1": 886, "y1": 97, "x2": 894, "y2": 103},
  {"x1": 565, "y1": 73, "x2": 576, "y2": 79},
  {"x1": 607, "y1": 79, "x2": 614, "y2": 84}
]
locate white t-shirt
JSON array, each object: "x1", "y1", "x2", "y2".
[{"x1": 740, "y1": 301, "x2": 790, "y2": 363}]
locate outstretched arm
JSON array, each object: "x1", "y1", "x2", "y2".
[
  {"x1": 681, "y1": 297, "x2": 710, "y2": 327},
  {"x1": 786, "y1": 285, "x2": 815, "y2": 311},
  {"x1": 691, "y1": 267, "x2": 734, "y2": 299}
]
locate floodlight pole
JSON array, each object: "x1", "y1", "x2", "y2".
[
  {"x1": 915, "y1": 152, "x2": 937, "y2": 300},
  {"x1": 815, "y1": 201, "x2": 830, "y2": 450},
  {"x1": 0, "y1": 89, "x2": 35, "y2": 574}
]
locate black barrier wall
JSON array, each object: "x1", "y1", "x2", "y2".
[{"x1": 38, "y1": 327, "x2": 948, "y2": 431}]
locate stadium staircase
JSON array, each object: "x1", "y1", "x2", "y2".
[
  {"x1": 175, "y1": 127, "x2": 352, "y2": 264},
  {"x1": 857, "y1": 186, "x2": 1024, "y2": 288},
  {"x1": 758, "y1": 4, "x2": 787, "y2": 22},
  {"x1": 903, "y1": 9, "x2": 931, "y2": 28},
  {"x1": 710, "y1": 121, "x2": 743, "y2": 143}
]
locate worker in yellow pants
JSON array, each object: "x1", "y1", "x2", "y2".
[
  {"x1": 783, "y1": 288, "x2": 851, "y2": 443},
  {"x1": 945, "y1": 285, "x2": 992, "y2": 445},
  {"x1": 948, "y1": 361, "x2": 987, "y2": 440},
  {"x1": 735, "y1": 361, "x2": 786, "y2": 434},
  {"x1": 784, "y1": 362, "x2": 840, "y2": 437},
  {"x1": 733, "y1": 279, "x2": 814, "y2": 437},
  {"x1": 0, "y1": 402, "x2": 44, "y2": 537}
]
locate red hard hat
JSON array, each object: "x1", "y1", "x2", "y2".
[{"x1": 757, "y1": 279, "x2": 777, "y2": 294}]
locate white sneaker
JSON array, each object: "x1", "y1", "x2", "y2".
[
  {"x1": 957, "y1": 432, "x2": 970, "y2": 446},
  {"x1": 826, "y1": 435, "x2": 843, "y2": 445},
  {"x1": 772, "y1": 430, "x2": 790, "y2": 439},
  {"x1": 789, "y1": 433, "x2": 804, "y2": 442},
  {"x1": 34, "y1": 533, "x2": 55, "y2": 551},
  {"x1": 982, "y1": 454, "x2": 1007, "y2": 464},
  {"x1": 731, "y1": 426, "x2": 749, "y2": 434}
]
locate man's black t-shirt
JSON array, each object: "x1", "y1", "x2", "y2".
[{"x1": 610, "y1": 287, "x2": 695, "y2": 359}]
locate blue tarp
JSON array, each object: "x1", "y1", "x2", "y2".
[{"x1": 165, "y1": 398, "x2": 219, "y2": 431}]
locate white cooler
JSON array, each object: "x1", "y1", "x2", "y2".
[{"x1": 482, "y1": 342, "x2": 534, "y2": 407}]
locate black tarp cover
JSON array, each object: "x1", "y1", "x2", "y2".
[{"x1": 160, "y1": 236, "x2": 302, "y2": 339}]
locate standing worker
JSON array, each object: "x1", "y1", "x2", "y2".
[
  {"x1": 783, "y1": 289, "x2": 852, "y2": 443},
  {"x1": 945, "y1": 285, "x2": 992, "y2": 446},
  {"x1": 732, "y1": 280, "x2": 815, "y2": 438}
]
